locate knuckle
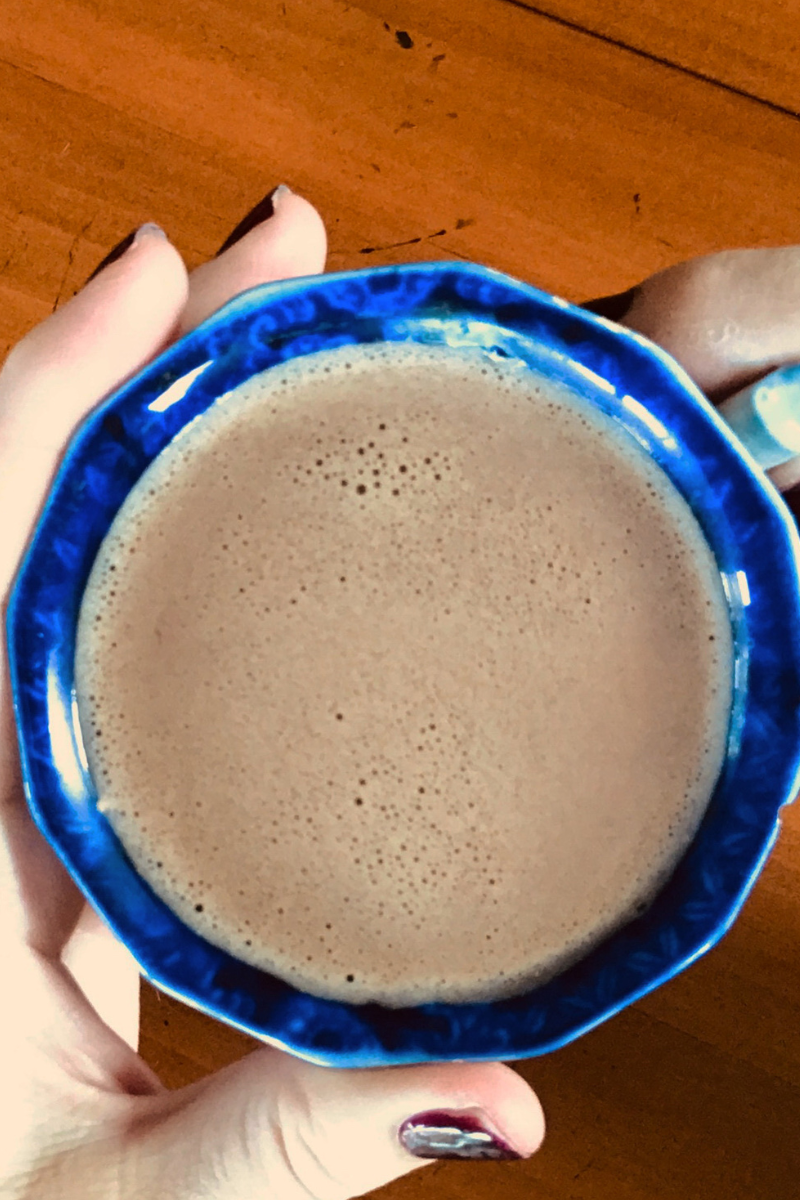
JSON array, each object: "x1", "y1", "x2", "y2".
[{"x1": 269, "y1": 1085, "x2": 346, "y2": 1200}]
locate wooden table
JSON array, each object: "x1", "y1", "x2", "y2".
[{"x1": 2, "y1": 2, "x2": 799, "y2": 1196}]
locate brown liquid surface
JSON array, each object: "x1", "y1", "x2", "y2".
[{"x1": 74, "y1": 343, "x2": 733, "y2": 1006}]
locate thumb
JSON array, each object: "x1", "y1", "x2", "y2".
[
  {"x1": 582, "y1": 246, "x2": 800, "y2": 496},
  {"x1": 129, "y1": 1045, "x2": 544, "y2": 1199},
  {"x1": 588, "y1": 246, "x2": 800, "y2": 398}
]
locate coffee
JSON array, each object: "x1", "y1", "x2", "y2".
[{"x1": 74, "y1": 342, "x2": 733, "y2": 1006}]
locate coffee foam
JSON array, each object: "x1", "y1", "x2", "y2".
[{"x1": 74, "y1": 342, "x2": 733, "y2": 1006}]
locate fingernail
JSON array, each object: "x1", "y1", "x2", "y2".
[
  {"x1": 85, "y1": 223, "x2": 167, "y2": 284},
  {"x1": 215, "y1": 184, "x2": 293, "y2": 257},
  {"x1": 580, "y1": 286, "x2": 638, "y2": 322},
  {"x1": 399, "y1": 1110, "x2": 525, "y2": 1161}
]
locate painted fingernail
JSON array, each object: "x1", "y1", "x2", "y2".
[
  {"x1": 580, "y1": 286, "x2": 638, "y2": 322},
  {"x1": 399, "y1": 1110, "x2": 525, "y2": 1161},
  {"x1": 85, "y1": 223, "x2": 167, "y2": 284},
  {"x1": 215, "y1": 184, "x2": 293, "y2": 257}
]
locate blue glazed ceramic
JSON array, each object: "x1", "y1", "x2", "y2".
[{"x1": 7, "y1": 261, "x2": 800, "y2": 1067}]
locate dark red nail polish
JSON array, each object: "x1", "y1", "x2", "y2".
[
  {"x1": 580, "y1": 286, "x2": 638, "y2": 322},
  {"x1": 399, "y1": 1110, "x2": 524, "y2": 1161},
  {"x1": 215, "y1": 185, "x2": 292, "y2": 257}
]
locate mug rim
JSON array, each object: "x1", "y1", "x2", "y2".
[{"x1": 7, "y1": 259, "x2": 800, "y2": 1066}]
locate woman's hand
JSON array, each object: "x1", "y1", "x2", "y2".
[
  {"x1": 0, "y1": 189, "x2": 544, "y2": 1200},
  {"x1": 4, "y1": 196, "x2": 800, "y2": 1199}
]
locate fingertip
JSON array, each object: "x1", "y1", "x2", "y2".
[
  {"x1": 179, "y1": 190, "x2": 327, "y2": 334},
  {"x1": 460, "y1": 1059, "x2": 546, "y2": 1158},
  {"x1": 394, "y1": 1058, "x2": 546, "y2": 1160},
  {"x1": 80, "y1": 227, "x2": 190, "y2": 333},
  {"x1": 272, "y1": 190, "x2": 328, "y2": 269},
  {"x1": 71, "y1": 226, "x2": 190, "y2": 369},
  {"x1": 225, "y1": 186, "x2": 327, "y2": 271},
  {"x1": 0, "y1": 227, "x2": 190, "y2": 458}
]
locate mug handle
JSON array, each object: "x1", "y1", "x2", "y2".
[{"x1": 717, "y1": 363, "x2": 800, "y2": 471}]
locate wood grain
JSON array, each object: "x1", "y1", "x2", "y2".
[
  {"x1": 508, "y1": 0, "x2": 800, "y2": 118},
  {"x1": 2, "y1": 0, "x2": 799, "y2": 1195},
  {"x1": 4, "y1": 0, "x2": 800, "y2": 352}
]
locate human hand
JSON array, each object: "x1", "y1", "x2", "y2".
[
  {"x1": 583, "y1": 246, "x2": 800, "y2": 502},
  {"x1": 0, "y1": 190, "x2": 544, "y2": 1199},
  {"x1": 4, "y1": 210, "x2": 797, "y2": 1200}
]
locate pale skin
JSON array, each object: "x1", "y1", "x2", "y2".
[{"x1": 1, "y1": 191, "x2": 798, "y2": 1198}]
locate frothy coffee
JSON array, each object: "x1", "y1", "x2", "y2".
[{"x1": 74, "y1": 342, "x2": 733, "y2": 1006}]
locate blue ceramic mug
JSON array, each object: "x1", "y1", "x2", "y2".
[{"x1": 7, "y1": 261, "x2": 800, "y2": 1067}]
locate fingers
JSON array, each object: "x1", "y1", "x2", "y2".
[
  {"x1": 0, "y1": 226, "x2": 188, "y2": 599},
  {"x1": 612, "y1": 246, "x2": 800, "y2": 398},
  {"x1": 0, "y1": 225, "x2": 188, "y2": 980},
  {"x1": 60, "y1": 902, "x2": 142, "y2": 1051},
  {"x1": 0, "y1": 226, "x2": 187, "y2": 1062},
  {"x1": 0, "y1": 187, "x2": 327, "y2": 597},
  {"x1": 584, "y1": 246, "x2": 800, "y2": 497},
  {"x1": 0, "y1": 191, "x2": 326, "y2": 1048},
  {"x1": 129, "y1": 1048, "x2": 544, "y2": 1199},
  {"x1": 178, "y1": 187, "x2": 327, "y2": 336}
]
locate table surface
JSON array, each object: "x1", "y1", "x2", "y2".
[{"x1": 2, "y1": 2, "x2": 800, "y2": 1196}]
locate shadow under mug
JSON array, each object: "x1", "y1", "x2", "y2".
[{"x1": 7, "y1": 260, "x2": 800, "y2": 1067}]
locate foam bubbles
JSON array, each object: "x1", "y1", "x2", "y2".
[{"x1": 73, "y1": 340, "x2": 734, "y2": 1007}]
